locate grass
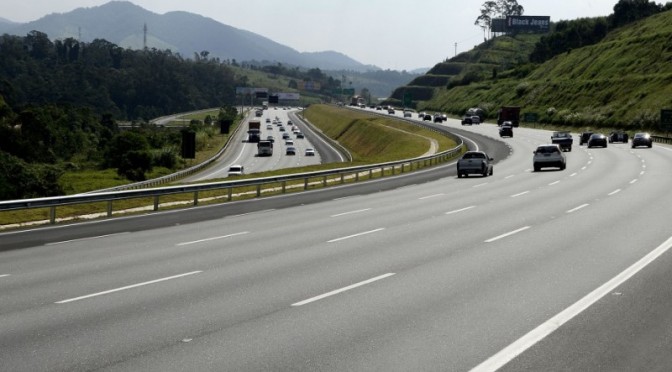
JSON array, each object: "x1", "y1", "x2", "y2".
[{"x1": 411, "y1": 10, "x2": 672, "y2": 132}]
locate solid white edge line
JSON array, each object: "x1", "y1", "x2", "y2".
[
  {"x1": 608, "y1": 189, "x2": 622, "y2": 196},
  {"x1": 511, "y1": 191, "x2": 530, "y2": 198},
  {"x1": 470, "y1": 235, "x2": 672, "y2": 372},
  {"x1": 327, "y1": 228, "x2": 385, "y2": 243},
  {"x1": 292, "y1": 273, "x2": 395, "y2": 307},
  {"x1": 485, "y1": 226, "x2": 531, "y2": 243},
  {"x1": 566, "y1": 204, "x2": 589, "y2": 214},
  {"x1": 331, "y1": 208, "x2": 372, "y2": 217},
  {"x1": 45, "y1": 232, "x2": 130, "y2": 246},
  {"x1": 55, "y1": 271, "x2": 202, "y2": 304},
  {"x1": 177, "y1": 232, "x2": 249, "y2": 246},
  {"x1": 446, "y1": 206, "x2": 476, "y2": 215}
]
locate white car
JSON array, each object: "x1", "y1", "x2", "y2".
[
  {"x1": 305, "y1": 148, "x2": 316, "y2": 156},
  {"x1": 228, "y1": 164, "x2": 244, "y2": 176},
  {"x1": 533, "y1": 144, "x2": 566, "y2": 171}
]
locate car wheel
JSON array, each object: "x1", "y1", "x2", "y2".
[
  {"x1": 489, "y1": 168, "x2": 494, "y2": 176},
  {"x1": 560, "y1": 163, "x2": 566, "y2": 170},
  {"x1": 534, "y1": 164, "x2": 540, "y2": 172}
]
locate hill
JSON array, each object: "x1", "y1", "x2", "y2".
[
  {"x1": 0, "y1": 1, "x2": 375, "y2": 73},
  {"x1": 393, "y1": 8, "x2": 672, "y2": 132}
]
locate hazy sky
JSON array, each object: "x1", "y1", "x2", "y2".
[{"x1": 2, "y1": 0, "x2": 619, "y2": 70}]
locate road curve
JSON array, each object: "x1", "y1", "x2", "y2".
[{"x1": 1, "y1": 121, "x2": 671, "y2": 371}]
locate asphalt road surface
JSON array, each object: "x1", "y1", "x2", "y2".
[{"x1": 2, "y1": 119, "x2": 672, "y2": 371}]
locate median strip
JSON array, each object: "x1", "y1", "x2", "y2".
[
  {"x1": 55, "y1": 271, "x2": 202, "y2": 304},
  {"x1": 292, "y1": 273, "x2": 395, "y2": 307}
]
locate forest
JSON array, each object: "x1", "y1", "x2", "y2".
[{"x1": 0, "y1": 31, "x2": 244, "y2": 200}]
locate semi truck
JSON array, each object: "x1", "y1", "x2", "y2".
[
  {"x1": 497, "y1": 106, "x2": 521, "y2": 127},
  {"x1": 247, "y1": 120, "x2": 261, "y2": 143},
  {"x1": 257, "y1": 140, "x2": 273, "y2": 156}
]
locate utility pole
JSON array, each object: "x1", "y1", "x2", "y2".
[
  {"x1": 454, "y1": 42, "x2": 457, "y2": 57},
  {"x1": 143, "y1": 23, "x2": 147, "y2": 49}
]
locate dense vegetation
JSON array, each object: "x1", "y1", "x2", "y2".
[
  {"x1": 394, "y1": 0, "x2": 672, "y2": 131},
  {"x1": 0, "y1": 32, "x2": 244, "y2": 199}
]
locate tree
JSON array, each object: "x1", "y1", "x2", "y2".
[
  {"x1": 475, "y1": 0, "x2": 525, "y2": 38},
  {"x1": 609, "y1": 0, "x2": 662, "y2": 28}
]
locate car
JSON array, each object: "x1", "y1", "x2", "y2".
[
  {"x1": 433, "y1": 114, "x2": 444, "y2": 123},
  {"x1": 587, "y1": 133, "x2": 608, "y2": 148},
  {"x1": 376, "y1": 106, "x2": 383, "y2": 110},
  {"x1": 423, "y1": 114, "x2": 433, "y2": 121},
  {"x1": 279, "y1": 126, "x2": 286, "y2": 131},
  {"x1": 265, "y1": 118, "x2": 271, "y2": 123},
  {"x1": 305, "y1": 148, "x2": 316, "y2": 156},
  {"x1": 388, "y1": 108, "x2": 396, "y2": 114},
  {"x1": 228, "y1": 164, "x2": 244, "y2": 176},
  {"x1": 266, "y1": 124, "x2": 273, "y2": 130},
  {"x1": 286, "y1": 146, "x2": 296, "y2": 155},
  {"x1": 282, "y1": 133, "x2": 290, "y2": 140},
  {"x1": 456, "y1": 151, "x2": 494, "y2": 178},
  {"x1": 287, "y1": 120, "x2": 293, "y2": 125},
  {"x1": 266, "y1": 135, "x2": 275, "y2": 143},
  {"x1": 533, "y1": 144, "x2": 566, "y2": 171},
  {"x1": 499, "y1": 123, "x2": 513, "y2": 137},
  {"x1": 296, "y1": 132, "x2": 305, "y2": 139},
  {"x1": 579, "y1": 131, "x2": 593, "y2": 145},
  {"x1": 285, "y1": 139, "x2": 294, "y2": 146},
  {"x1": 471, "y1": 116, "x2": 481, "y2": 125},
  {"x1": 609, "y1": 131, "x2": 629, "y2": 143},
  {"x1": 551, "y1": 131, "x2": 573, "y2": 152},
  {"x1": 461, "y1": 116, "x2": 473, "y2": 125},
  {"x1": 631, "y1": 132, "x2": 653, "y2": 148},
  {"x1": 403, "y1": 111, "x2": 412, "y2": 118}
]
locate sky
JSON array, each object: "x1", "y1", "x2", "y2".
[{"x1": 2, "y1": 0, "x2": 620, "y2": 71}]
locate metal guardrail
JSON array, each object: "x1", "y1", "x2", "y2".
[
  {"x1": 652, "y1": 135, "x2": 672, "y2": 145},
  {"x1": 0, "y1": 143, "x2": 464, "y2": 225}
]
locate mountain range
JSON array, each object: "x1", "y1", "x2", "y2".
[{"x1": 0, "y1": 1, "x2": 380, "y2": 72}]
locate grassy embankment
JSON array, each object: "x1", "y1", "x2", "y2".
[
  {"x1": 0, "y1": 105, "x2": 460, "y2": 227},
  {"x1": 413, "y1": 11, "x2": 672, "y2": 133}
]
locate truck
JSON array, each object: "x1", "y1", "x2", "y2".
[
  {"x1": 551, "y1": 131, "x2": 573, "y2": 152},
  {"x1": 257, "y1": 140, "x2": 273, "y2": 156},
  {"x1": 497, "y1": 106, "x2": 521, "y2": 127},
  {"x1": 456, "y1": 151, "x2": 494, "y2": 178},
  {"x1": 247, "y1": 120, "x2": 261, "y2": 143}
]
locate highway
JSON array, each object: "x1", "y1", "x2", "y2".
[
  {"x1": 181, "y1": 107, "x2": 341, "y2": 183},
  {"x1": 1, "y1": 118, "x2": 672, "y2": 371}
]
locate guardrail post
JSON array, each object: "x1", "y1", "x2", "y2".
[
  {"x1": 257, "y1": 184, "x2": 262, "y2": 197},
  {"x1": 323, "y1": 176, "x2": 327, "y2": 187},
  {"x1": 304, "y1": 178, "x2": 309, "y2": 190},
  {"x1": 282, "y1": 181, "x2": 286, "y2": 193},
  {"x1": 227, "y1": 188, "x2": 232, "y2": 201},
  {"x1": 194, "y1": 191, "x2": 199, "y2": 206},
  {"x1": 341, "y1": 173, "x2": 345, "y2": 184},
  {"x1": 49, "y1": 206, "x2": 56, "y2": 224},
  {"x1": 369, "y1": 169, "x2": 373, "y2": 179},
  {"x1": 154, "y1": 196, "x2": 159, "y2": 211},
  {"x1": 107, "y1": 201, "x2": 113, "y2": 217}
]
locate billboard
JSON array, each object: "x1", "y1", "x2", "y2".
[{"x1": 506, "y1": 16, "x2": 550, "y2": 33}]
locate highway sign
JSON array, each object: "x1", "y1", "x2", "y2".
[{"x1": 523, "y1": 112, "x2": 539, "y2": 123}]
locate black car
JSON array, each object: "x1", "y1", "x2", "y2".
[
  {"x1": 433, "y1": 114, "x2": 444, "y2": 123},
  {"x1": 461, "y1": 116, "x2": 473, "y2": 125},
  {"x1": 499, "y1": 124, "x2": 513, "y2": 137},
  {"x1": 579, "y1": 131, "x2": 593, "y2": 145},
  {"x1": 631, "y1": 132, "x2": 653, "y2": 148},
  {"x1": 608, "y1": 131, "x2": 629, "y2": 143},
  {"x1": 587, "y1": 133, "x2": 608, "y2": 148},
  {"x1": 423, "y1": 114, "x2": 432, "y2": 121}
]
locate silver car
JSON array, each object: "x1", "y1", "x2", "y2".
[{"x1": 533, "y1": 144, "x2": 566, "y2": 171}]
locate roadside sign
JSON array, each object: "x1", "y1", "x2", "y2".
[
  {"x1": 523, "y1": 112, "x2": 538, "y2": 123},
  {"x1": 661, "y1": 109, "x2": 672, "y2": 130}
]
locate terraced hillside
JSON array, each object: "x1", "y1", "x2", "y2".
[{"x1": 392, "y1": 10, "x2": 672, "y2": 132}]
